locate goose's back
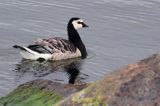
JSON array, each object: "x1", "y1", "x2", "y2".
[{"x1": 30, "y1": 37, "x2": 81, "y2": 60}]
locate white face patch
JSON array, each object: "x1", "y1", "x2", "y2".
[{"x1": 72, "y1": 19, "x2": 84, "y2": 30}]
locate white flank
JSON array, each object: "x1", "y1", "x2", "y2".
[{"x1": 19, "y1": 47, "x2": 52, "y2": 60}]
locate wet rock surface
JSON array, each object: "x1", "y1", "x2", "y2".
[
  {"x1": 108, "y1": 53, "x2": 160, "y2": 106},
  {"x1": 0, "y1": 79, "x2": 88, "y2": 106},
  {"x1": 59, "y1": 53, "x2": 160, "y2": 106},
  {"x1": 20, "y1": 79, "x2": 88, "y2": 97},
  {"x1": 1, "y1": 53, "x2": 160, "y2": 106}
]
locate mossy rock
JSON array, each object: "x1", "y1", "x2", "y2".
[
  {"x1": 58, "y1": 53, "x2": 160, "y2": 106},
  {"x1": 2, "y1": 53, "x2": 160, "y2": 106},
  {"x1": 0, "y1": 79, "x2": 88, "y2": 106},
  {"x1": 0, "y1": 84, "x2": 62, "y2": 106}
]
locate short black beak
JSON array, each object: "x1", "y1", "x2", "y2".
[{"x1": 82, "y1": 23, "x2": 89, "y2": 28}]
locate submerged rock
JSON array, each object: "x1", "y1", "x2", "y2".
[{"x1": 1, "y1": 53, "x2": 160, "y2": 106}]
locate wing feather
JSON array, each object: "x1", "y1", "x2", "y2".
[{"x1": 32, "y1": 37, "x2": 77, "y2": 54}]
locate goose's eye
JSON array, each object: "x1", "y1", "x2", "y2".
[{"x1": 77, "y1": 21, "x2": 82, "y2": 24}]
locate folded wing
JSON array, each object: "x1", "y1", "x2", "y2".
[{"x1": 31, "y1": 37, "x2": 77, "y2": 54}]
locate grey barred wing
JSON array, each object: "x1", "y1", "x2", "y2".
[
  {"x1": 32, "y1": 37, "x2": 77, "y2": 54},
  {"x1": 28, "y1": 45, "x2": 52, "y2": 54}
]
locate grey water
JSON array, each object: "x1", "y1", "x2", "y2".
[{"x1": 0, "y1": 0, "x2": 160, "y2": 96}]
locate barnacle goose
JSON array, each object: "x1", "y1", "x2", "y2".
[{"x1": 13, "y1": 17, "x2": 88, "y2": 61}]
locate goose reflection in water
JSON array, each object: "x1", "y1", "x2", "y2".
[{"x1": 14, "y1": 58, "x2": 88, "y2": 84}]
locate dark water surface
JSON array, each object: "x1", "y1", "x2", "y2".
[{"x1": 0, "y1": 0, "x2": 160, "y2": 96}]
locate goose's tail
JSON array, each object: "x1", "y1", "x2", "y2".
[
  {"x1": 13, "y1": 45, "x2": 30, "y2": 52},
  {"x1": 13, "y1": 45, "x2": 52, "y2": 60}
]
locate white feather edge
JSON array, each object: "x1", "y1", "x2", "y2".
[{"x1": 19, "y1": 47, "x2": 81, "y2": 60}]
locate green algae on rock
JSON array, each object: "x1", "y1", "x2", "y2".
[
  {"x1": 0, "y1": 83, "x2": 62, "y2": 106},
  {"x1": 58, "y1": 53, "x2": 160, "y2": 106},
  {"x1": 0, "y1": 79, "x2": 88, "y2": 106},
  {"x1": 2, "y1": 53, "x2": 160, "y2": 106}
]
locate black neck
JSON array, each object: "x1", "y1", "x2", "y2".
[{"x1": 67, "y1": 25, "x2": 87, "y2": 59}]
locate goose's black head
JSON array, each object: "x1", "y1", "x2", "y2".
[
  {"x1": 67, "y1": 17, "x2": 88, "y2": 59},
  {"x1": 68, "y1": 17, "x2": 88, "y2": 30}
]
